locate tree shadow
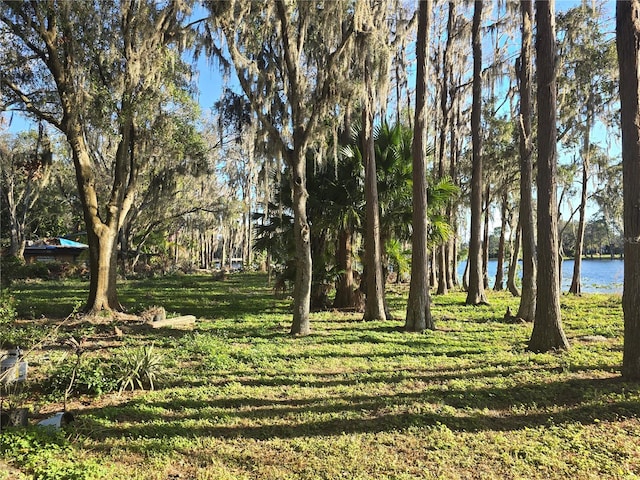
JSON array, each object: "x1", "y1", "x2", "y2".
[{"x1": 74, "y1": 373, "x2": 640, "y2": 448}]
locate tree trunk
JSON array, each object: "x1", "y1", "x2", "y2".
[
  {"x1": 483, "y1": 184, "x2": 490, "y2": 289},
  {"x1": 569, "y1": 111, "x2": 591, "y2": 295},
  {"x1": 494, "y1": 191, "x2": 508, "y2": 291},
  {"x1": 516, "y1": 0, "x2": 537, "y2": 322},
  {"x1": 362, "y1": 105, "x2": 386, "y2": 321},
  {"x1": 68, "y1": 122, "x2": 126, "y2": 313},
  {"x1": 466, "y1": 0, "x2": 488, "y2": 305},
  {"x1": 447, "y1": 76, "x2": 461, "y2": 290},
  {"x1": 436, "y1": 246, "x2": 448, "y2": 295},
  {"x1": 436, "y1": 2, "x2": 454, "y2": 297},
  {"x1": 462, "y1": 257, "x2": 469, "y2": 291},
  {"x1": 617, "y1": 0, "x2": 640, "y2": 379},
  {"x1": 405, "y1": 0, "x2": 434, "y2": 332},
  {"x1": 528, "y1": 0, "x2": 569, "y2": 352},
  {"x1": 85, "y1": 225, "x2": 120, "y2": 311},
  {"x1": 449, "y1": 236, "x2": 459, "y2": 288},
  {"x1": 289, "y1": 147, "x2": 312, "y2": 335},
  {"x1": 8, "y1": 220, "x2": 26, "y2": 261},
  {"x1": 507, "y1": 216, "x2": 522, "y2": 297},
  {"x1": 333, "y1": 227, "x2": 358, "y2": 309}
]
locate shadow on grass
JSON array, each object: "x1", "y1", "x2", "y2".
[
  {"x1": 77, "y1": 374, "x2": 639, "y2": 446},
  {"x1": 10, "y1": 272, "x2": 291, "y2": 320}
]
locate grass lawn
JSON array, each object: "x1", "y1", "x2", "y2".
[{"x1": 1, "y1": 272, "x2": 639, "y2": 479}]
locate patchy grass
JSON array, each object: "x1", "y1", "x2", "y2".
[{"x1": 2, "y1": 272, "x2": 639, "y2": 479}]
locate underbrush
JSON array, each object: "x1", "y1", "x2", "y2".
[{"x1": 1, "y1": 273, "x2": 637, "y2": 479}]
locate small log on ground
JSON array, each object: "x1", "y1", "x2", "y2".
[{"x1": 148, "y1": 315, "x2": 196, "y2": 329}]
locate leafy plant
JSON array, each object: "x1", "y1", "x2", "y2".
[
  {"x1": 0, "y1": 293, "x2": 40, "y2": 349},
  {"x1": 44, "y1": 357, "x2": 120, "y2": 397},
  {"x1": 0, "y1": 291, "x2": 17, "y2": 325},
  {"x1": 0, "y1": 426, "x2": 105, "y2": 479},
  {"x1": 117, "y1": 343, "x2": 164, "y2": 394}
]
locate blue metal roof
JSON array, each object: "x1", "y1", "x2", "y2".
[{"x1": 58, "y1": 238, "x2": 88, "y2": 248}]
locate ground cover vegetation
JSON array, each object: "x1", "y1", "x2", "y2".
[
  {"x1": 3, "y1": 2, "x2": 640, "y2": 477},
  {"x1": 1, "y1": 272, "x2": 639, "y2": 479}
]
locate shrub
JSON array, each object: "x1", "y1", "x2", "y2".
[
  {"x1": 117, "y1": 343, "x2": 164, "y2": 393},
  {"x1": 43, "y1": 344, "x2": 166, "y2": 399},
  {"x1": 0, "y1": 427, "x2": 105, "y2": 480},
  {"x1": 0, "y1": 292, "x2": 39, "y2": 349},
  {"x1": 0, "y1": 292, "x2": 17, "y2": 326},
  {"x1": 44, "y1": 357, "x2": 120, "y2": 397}
]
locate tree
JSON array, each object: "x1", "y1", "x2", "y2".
[
  {"x1": 0, "y1": 127, "x2": 52, "y2": 259},
  {"x1": 435, "y1": 1, "x2": 455, "y2": 296},
  {"x1": 357, "y1": 1, "x2": 398, "y2": 322},
  {"x1": 362, "y1": 60, "x2": 387, "y2": 321},
  {"x1": 209, "y1": 1, "x2": 359, "y2": 334},
  {"x1": 466, "y1": 1, "x2": 488, "y2": 306},
  {"x1": 1, "y1": 1, "x2": 192, "y2": 313},
  {"x1": 515, "y1": 0, "x2": 536, "y2": 321},
  {"x1": 527, "y1": 0, "x2": 569, "y2": 353},
  {"x1": 119, "y1": 101, "x2": 211, "y2": 275},
  {"x1": 617, "y1": 0, "x2": 640, "y2": 379},
  {"x1": 557, "y1": 4, "x2": 618, "y2": 295},
  {"x1": 405, "y1": 0, "x2": 433, "y2": 332}
]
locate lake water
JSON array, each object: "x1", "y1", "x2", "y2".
[{"x1": 458, "y1": 258, "x2": 624, "y2": 294}]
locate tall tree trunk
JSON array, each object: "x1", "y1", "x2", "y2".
[
  {"x1": 507, "y1": 216, "x2": 522, "y2": 296},
  {"x1": 528, "y1": 0, "x2": 569, "y2": 352},
  {"x1": 466, "y1": 0, "x2": 488, "y2": 305},
  {"x1": 483, "y1": 184, "x2": 490, "y2": 289},
  {"x1": 516, "y1": 0, "x2": 536, "y2": 321},
  {"x1": 448, "y1": 78, "x2": 462, "y2": 290},
  {"x1": 569, "y1": 110, "x2": 592, "y2": 295},
  {"x1": 449, "y1": 236, "x2": 459, "y2": 288},
  {"x1": 494, "y1": 191, "x2": 508, "y2": 290},
  {"x1": 617, "y1": 0, "x2": 640, "y2": 379},
  {"x1": 68, "y1": 120, "x2": 133, "y2": 313},
  {"x1": 436, "y1": 2, "x2": 455, "y2": 297},
  {"x1": 363, "y1": 65, "x2": 386, "y2": 322},
  {"x1": 405, "y1": 0, "x2": 434, "y2": 332},
  {"x1": 289, "y1": 146, "x2": 313, "y2": 335}
]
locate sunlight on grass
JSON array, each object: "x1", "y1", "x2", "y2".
[{"x1": 2, "y1": 273, "x2": 639, "y2": 479}]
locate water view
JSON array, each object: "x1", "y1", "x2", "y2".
[{"x1": 459, "y1": 258, "x2": 624, "y2": 294}]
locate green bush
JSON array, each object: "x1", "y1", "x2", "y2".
[
  {"x1": 0, "y1": 291, "x2": 17, "y2": 325},
  {"x1": 1, "y1": 257, "x2": 88, "y2": 285},
  {"x1": 44, "y1": 344, "x2": 166, "y2": 398},
  {"x1": 44, "y1": 357, "x2": 120, "y2": 397},
  {"x1": 0, "y1": 292, "x2": 38, "y2": 349},
  {"x1": 0, "y1": 427, "x2": 105, "y2": 480},
  {"x1": 1, "y1": 256, "x2": 24, "y2": 286}
]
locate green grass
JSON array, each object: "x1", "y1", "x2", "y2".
[{"x1": 2, "y1": 272, "x2": 639, "y2": 479}]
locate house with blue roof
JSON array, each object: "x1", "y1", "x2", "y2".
[{"x1": 23, "y1": 237, "x2": 88, "y2": 264}]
